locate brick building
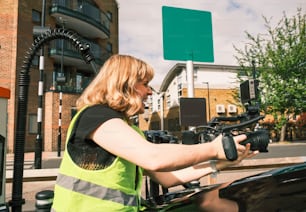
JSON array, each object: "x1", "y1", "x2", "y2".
[{"x1": 0, "y1": 0, "x2": 118, "y2": 153}]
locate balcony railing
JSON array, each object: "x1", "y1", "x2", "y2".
[
  {"x1": 50, "y1": 0, "x2": 110, "y2": 39},
  {"x1": 49, "y1": 39, "x2": 111, "y2": 68}
]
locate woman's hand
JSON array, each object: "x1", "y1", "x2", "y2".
[
  {"x1": 211, "y1": 134, "x2": 259, "y2": 170},
  {"x1": 211, "y1": 134, "x2": 258, "y2": 161},
  {"x1": 216, "y1": 143, "x2": 258, "y2": 171}
]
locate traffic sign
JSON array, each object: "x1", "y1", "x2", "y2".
[{"x1": 162, "y1": 6, "x2": 214, "y2": 62}]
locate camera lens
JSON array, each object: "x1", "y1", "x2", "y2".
[{"x1": 241, "y1": 130, "x2": 269, "y2": 152}]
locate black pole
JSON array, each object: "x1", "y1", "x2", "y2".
[
  {"x1": 57, "y1": 92, "x2": 62, "y2": 157},
  {"x1": 34, "y1": 67, "x2": 43, "y2": 169},
  {"x1": 252, "y1": 59, "x2": 256, "y2": 80},
  {"x1": 34, "y1": 0, "x2": 46, "y2": 169},
  {"x1": 57, "y1": 21, "x2": 65, "y2": 157}
]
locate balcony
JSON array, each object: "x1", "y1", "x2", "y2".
[
  {"x1": 49, "y1": 39, "x2": 111, "y2": 72},
  {"x1": 50, "y1": 0, "x2": 110, "y2": 39}
]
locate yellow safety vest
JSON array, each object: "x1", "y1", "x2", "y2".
[{"x1": 52, "y1": 106, "x2": 143, "y2": 211}]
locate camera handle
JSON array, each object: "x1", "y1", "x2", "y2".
[
  {"x1": 221, "y1": 115, "x2": 265, "y2": 133},
  {"x1": 222, "y1": 134, "x2": 238, "y2": 161}
]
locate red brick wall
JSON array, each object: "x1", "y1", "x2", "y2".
[
  {"x1": 1, "y1": 0, "x2": 119, "y2": 153},
  {"x1": 44, "y1": 92, "x2": 79, "y2": 152},
  {"x1": 0, "y1": 0, "x2": 18, "y2": 153}
]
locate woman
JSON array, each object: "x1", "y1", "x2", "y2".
[{"x1": 51, "y1": 54, "x2": 256, "y2": 212}]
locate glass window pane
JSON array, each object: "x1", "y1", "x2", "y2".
[
  {"x1": 28, "y1": 114, "x2": 38, "y2": 134},
  {"x1": 32, "y1": 10, "x2": 41, "y2": 23}
]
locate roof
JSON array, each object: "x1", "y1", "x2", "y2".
[{"x1": 159, "y1": 63, "x2": 240, "y2": 93}]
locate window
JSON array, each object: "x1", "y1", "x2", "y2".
[
  {"x1": 57, "y1": 0, "x2": 70, "y2": 7},
  {"x1": 86, "y1": 41, "x2": 102, "y2": 58},
  {"x1": 178, "y1": 90, "x2": 182, "y2": 98},
  {"x1": 71, "y1": 107, "x2": 77, "y2": 120},
  {"x1": 32, "y1": 55, "x2": 39, "y2": 66},
  {"x1": 76, "y1": 74, "x2": 82, "y2": 92},
  {"x1": 32, "y1": 10, "x2": 41, "y2": 23},
  {"x1": 177, "y1": 82, "x2": 182, "y2": 98},
  {"x1": 194, "y1": 68, "x2": 198, "y2": 82},
  {"x1": 56, "y1": 71, "x2": 66, "y2": 83},
  {"x1": 106, "y1": 42, "x2": 113, "y2": 53},
  {"x1": 28, "y1": 114, "x2": 38, "y2": 134},
  {"x1": 177, "y1": 76, "x2": 182, "y2": 98},
  {"x1": 151, "y1": 121, "x2": 160, "y2": 130},
  {"x1": 166, "y1": 93, "x2": 171, "y2": 108},
  {"x1": 106, "y1": 11, "x2": 112, "y2": 21},
  {"x1": 168, "y1": 118, "x2": 180, "y2": 131}
]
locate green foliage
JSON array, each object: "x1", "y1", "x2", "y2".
[{"x1": 234, "y1": 8, "x2": 306, "y2": 140}]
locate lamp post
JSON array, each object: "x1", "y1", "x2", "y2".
[{"x1": 202, "y1": 82, "x2": 211, "y2": 121}]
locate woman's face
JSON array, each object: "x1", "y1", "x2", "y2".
[{"x1": 135, "y1": 79, "x2": 152, "y2": 114}]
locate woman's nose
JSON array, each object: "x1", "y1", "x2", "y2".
[{"x1": 148, "y1": 86, "x2": 153, "y2": 95}]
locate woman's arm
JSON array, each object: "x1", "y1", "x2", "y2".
[
  {"x1": 90, "y1": 118, "x2": 251, "y2": 172},
  {"x1": 146, "y1": 146, "x2": 256, "y2": 188},
  {"x1": 145, "y1": 162, "x2": 213, "y2": 188}
]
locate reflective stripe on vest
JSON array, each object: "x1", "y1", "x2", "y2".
[{"x1": 56, "y1": 173, "x2": 138, "y2": 207}]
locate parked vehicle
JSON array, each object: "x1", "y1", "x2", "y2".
[
  {"x1": 142, "y1": 162, "x2": 306, "y2": 211},
  {"x1": 144, "y1": 130, "x2": 178, "y2": 144}
]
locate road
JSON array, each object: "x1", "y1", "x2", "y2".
[{"x1": 251, "y1": 141, "x2": 306, "y2": 159}]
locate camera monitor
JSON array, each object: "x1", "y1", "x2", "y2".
[
  {"x1": 179, "y1": 98, "x2": 207, "y2": 126},
  {"x1": 240, "y1": 79, "x2": 259, "y2": 104}
]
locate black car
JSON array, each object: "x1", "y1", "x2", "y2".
[{"x1": 144, "y1": 130, "x2": 178, "y2": 144}]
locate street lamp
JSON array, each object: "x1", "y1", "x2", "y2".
[{"x1": 202, "y1": 82, "x2": 211, "y2": 121}]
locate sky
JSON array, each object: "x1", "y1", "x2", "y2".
[{"x1": 116, "y1": 0, "x2": 305, "y2": 89}]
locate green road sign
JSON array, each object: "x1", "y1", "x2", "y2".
[{"x1": 162, "y1": 6, "x2": 214, "y2": 62}]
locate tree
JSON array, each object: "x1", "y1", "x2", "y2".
[{"x1": 234, "y1": 8, "x2": 306, "y2": 141}]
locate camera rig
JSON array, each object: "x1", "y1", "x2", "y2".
[
  {"x1": 143, "y1": 65, "x2": 271, "y2": 209},
  {"x1": 182, "y1": 77, "x2": 270, "y2": 160}
]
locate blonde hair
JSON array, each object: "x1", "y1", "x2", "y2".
[{"x1": 76, "y1": 54, "x2": 154, "y2": 118}]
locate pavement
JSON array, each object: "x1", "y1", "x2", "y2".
[
  {"x1": 5, "y1": 151, "x2": 63, "y2": 212},
  {"x1": 3, "y1": 141, "x2": 306, "y2": 211}
]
